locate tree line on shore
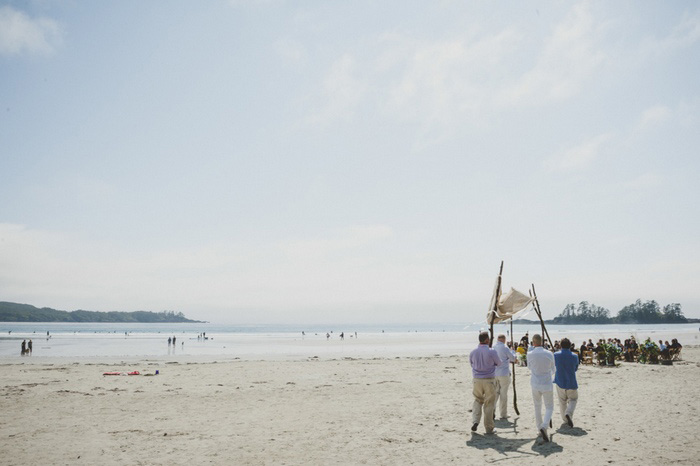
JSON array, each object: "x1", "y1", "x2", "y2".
[
  {"x1": 548, "y1": 299, "x2": 698, "y2": 324},
  {"x1": 0, "y1": 301, "x2": 202, "y2": 323}
]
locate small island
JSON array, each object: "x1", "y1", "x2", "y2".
[
  {"x1": 514, "y1": 299, "x2": 700, "y2": 325},
  {"x1": 0, "y1": 301, "x2": 204, "y2": 323}
]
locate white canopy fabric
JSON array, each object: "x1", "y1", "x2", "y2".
[{"x1": 487, "y1": 287, "x2": 535, "y2": 324}]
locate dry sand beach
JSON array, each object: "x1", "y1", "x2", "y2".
[{"x1": 2, "y1": 347, "x2": 699, "y2": 465}]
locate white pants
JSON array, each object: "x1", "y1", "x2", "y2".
[
  {"x1": 556, "y1": 385, "x2": 578, "y2": 421},
  {"x1": 494, "y1": 375, "x2": 510, "y2": 418},
  {"x1": 531, "y1": 388, "x2": 554, "y2": 431}
]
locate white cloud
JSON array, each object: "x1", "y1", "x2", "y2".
[
  {"x1": 497, "y1": 4, "x2": 607, "y2": 107},
  {"x1": 273, "y1": 38, "x2": 306, "y2": 64},
  {"x1": 0, "y1": 6, "x2": 62, "y2": 56},
  {"x1": 303, "y1": 3, "x2": 610, "y2": 144},
  {"x1": 622, "y1": 172, "x2": 663, "y2": 190},
  {"x1": 640, "y1": 10, "x2": 700, "y2": 58},
  {"x1": 636, "y1": 105, "x2": 672, "y2": 130},
  {"x1": 303, "y1": 54, "x2": 368, "y2": 126},
  {"x1": 544, "y1": 133, "x2": 611, "y2": 172},
  {"x1": 382, "y1": 28, "x2": 520, "y2": 143}
]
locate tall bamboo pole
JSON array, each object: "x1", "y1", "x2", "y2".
[
  {"x1": 530, "y1": 284, "x2": 553, "y2": 349},
  {"x1": 510, "y1": 317, "x2": 520, "y2": 415},
  {"x1": 488, "y1": 261, "x2": 504, "y2": 348}
]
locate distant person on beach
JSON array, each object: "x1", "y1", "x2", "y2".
[
  {"x1": 340, "y1": 332, "x2": 344, "y2": 340},
  {"x1": 168, "y1": 337, "x2": 172, "y2": 345},
  {"x1": 326, "y1": 333, "x2": 330, "y2": 340},
  {"x1": 579, "y1": 342, "x2": 587, "y2": 363},
  {"x1": 21, "y1": 339, "x2": 26, "y2": 356},
  {"x1": 172, "y1": 336, "x2": 176, "y2": 345},
  {"x1": 528, "y1": 334, "x2": 555, "y2": 442},
  {"x1": 469, "y1": 332, "x2": 502, "y2": 434},
  {"x1": 554, "y1": 338, "x2": 578, "y2": 428},
  {"x1": 494, "y1": 334, "x2": 517, "y2": 419},
  {"x1": 28, "y1": 339, "x2": 32, "y2": 355}
]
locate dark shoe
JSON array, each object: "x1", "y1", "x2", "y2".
[
  {"x1": 565, "y1": 414, "x2": 573, "y2": 427},
  {"x1": 540, "y1": 428, "x2": 549, "y2": 442},
  {"x1": 471, "y1": 423, "x2": 478, "y2": 432}
]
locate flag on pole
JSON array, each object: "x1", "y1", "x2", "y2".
[{"x1": 486, "y1": 287, "x2": 535, "y2": 324}]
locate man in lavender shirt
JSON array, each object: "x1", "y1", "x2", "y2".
[{"x1": 469, "y1": 332, "x2": 502, "y2": 434}]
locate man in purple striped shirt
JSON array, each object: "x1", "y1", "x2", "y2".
[{"x1": 469, "y1": 332, "x2": 503, "y2": 434}]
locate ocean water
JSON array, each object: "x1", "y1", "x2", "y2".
[{"x1": 1, "y1": 321, "x2": 697, "y2": 360}]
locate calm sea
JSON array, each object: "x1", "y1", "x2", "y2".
[{"x1": 1, "y1": 321, "x2": 697, "y2": 360}]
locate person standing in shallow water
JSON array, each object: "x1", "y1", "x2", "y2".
[
  {"x1": 21, "y1": 340, "x2": 26, "y2": 355},
  {"x1": 468, "y1": 332, "x2": 502, "y2": 434},
  {"x1": 28, "y1": 339, "x2": 32, "y2": 355}
]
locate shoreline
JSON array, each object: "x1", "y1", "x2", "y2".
[{"x1": 2, "y1": 324, "x2": 698, "y2": 360}]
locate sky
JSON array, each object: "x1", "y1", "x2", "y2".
[{"x1": 1, "y1": 1, "x2": 699, "y2": 325}]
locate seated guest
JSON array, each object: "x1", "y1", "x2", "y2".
[
  {"x1": 670, "y1": 339, "x2": 682, "y2": 349},
  {"x1": 658, "y1": 340, "x2": 666, "y2": 351},
  {"x1": 579, "y1": 342, "x2": 587, "y2": 363},
  {"x1": 587, "y1": 339, "x2": 594, "y2": 349}
]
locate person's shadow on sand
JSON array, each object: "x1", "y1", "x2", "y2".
[
  {"x1": 467, "y1": 433, "x2": 538, "y2": 458},
  {"x1": 530, "y1": 438, "x2": 564, "y2": 456},
  {"x1": 556, "y1": 424, "x2": 588, "y2": 437}
]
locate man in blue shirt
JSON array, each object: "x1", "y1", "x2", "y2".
[
  {"x1": 554, "y1": 338, "x2": 579, "y2": 427},
  {"x1": 469, "y1": 332, "x2": 502, "y2": 434}
]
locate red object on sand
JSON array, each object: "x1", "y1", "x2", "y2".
[{"x1": 102, "y1": 371, "x2": 141, "y2": 376}]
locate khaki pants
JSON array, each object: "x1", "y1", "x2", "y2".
[
  {"x1": 472, "y1": 378, "x2": 496, "y2": 432},
  {"x1": 494, "y1": 375, "x2": 510, "y2": 418},
  {"x1": 556, "y1": 385, "x2": 578, "y2": 421}
]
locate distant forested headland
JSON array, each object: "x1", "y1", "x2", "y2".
[
  {"x1": 515, "y1": 300, "x2": 700, "y2": 325},
  {"x1": 0, "y1": 302, "x2": 203, "y2": 323}
]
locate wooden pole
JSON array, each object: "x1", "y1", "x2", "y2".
[
  {"x1": 530, "y1": 284, "x2": 553, "y2": 349},
  {"x1": 510, "y1": 318, "x2": 520, "y2": 415},
  {"x1": 489, "y1": 261, "x2": 504, "y2": 348}
]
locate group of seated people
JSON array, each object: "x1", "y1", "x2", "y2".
[
  {"x1": 504, "y1": 333, "x2": 683, "y2": 364},
  {"x1": 659, "y1": 338, "x2": 683, "y2": 359},
  {"x1": 573, "y1": 337, "x2": 683, "y2": 363}
]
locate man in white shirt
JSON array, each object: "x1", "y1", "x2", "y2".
[
  {"x1": 528, "y1": 334, "x2": 555, "y2": 442},
  {"x1": 494, "y1": 334, "x2": 517, "y2": 419}
]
